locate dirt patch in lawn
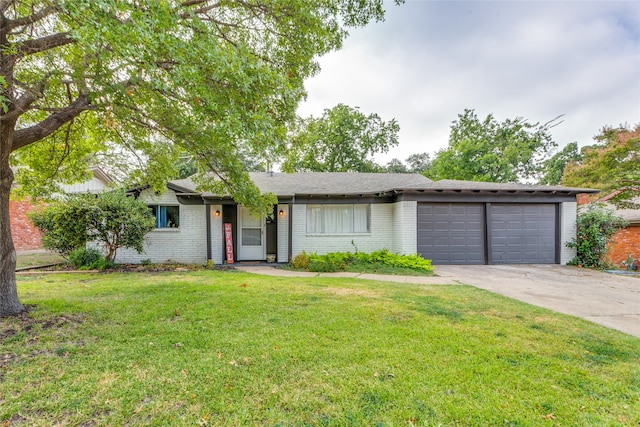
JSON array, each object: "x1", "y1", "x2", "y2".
[{"x1": 1, "y1": 306, "x2": 86, "y2": 367}]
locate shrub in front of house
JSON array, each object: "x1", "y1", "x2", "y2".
[
  {"x1": 68, "y1": 248, "x2": 113, "y2": 270},
  {"x1": 567, "y1": 203, "x2": 627, "y2": 269},
  {"x1": 291, "y1": 249, "x2": 433, "y2": 274}
]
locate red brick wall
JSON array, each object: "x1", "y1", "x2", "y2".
[
  {"x1": 606, "y1": 226, "x2": 640, "y2": 268},
  {"x1": 9, "y1": 198, "x2": 43, "y2": 250}
]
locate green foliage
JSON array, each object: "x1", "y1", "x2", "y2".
[
  {"x1": 562, "y1": 124, "x2": 640, "y2": 208},
  {"x1": 4, "y1": 0, "x2": 394, "y2": 218},
  {"x1": 28, "y1": 197, "x2": 92, "y2": 257},
  {"x1": 382, "y1": 153, "x2": 432, "y2": 174},
  {"x1": 294, "y1": 249, "x2": 433, "y2": 273},
  {"x1": 88, "y1": 190, "x2": 156, "y2": 261},
  {"x1": 405, "y1": 152, "x2": 432, "y2": 174},
  {"x1": 430, "y1": 109, "x2": 559, "y2": 182},
  {"x1": 308, "y1": 251, "x2": 352, "y2": 272},
  {"x1": 383, "y1": 158, "x2": 408, "y2": 173},
  {"x1": 567, "y1": 204, "x2": 627, "y2": 269},
  {"x1": 29, "y1": 191, "x2": 156, "y2": 262},
  {"x1": 290, "y1": 252, "x2": 310, "y2": 270},
  {"x1": 356, "y1": 249, "x2": 433, "y2": 271},
  {"x1": 68, "y1": 248, "x2": 112, "y2": 270},
  {"x1": 282, "y1": 104, "x2": 399, "y2": 172},
  {"x1": 538, "y1": 142, "x2": 582, "y2": 185}
]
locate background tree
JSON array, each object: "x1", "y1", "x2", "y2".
[
  {"x1": 0, "y1": 0, "x2": 395, "y2": 315},
  {"x1": 538, "y1": 142, "x2": 582, "y2": 185},
  {"x1": 29, "y1": 191, "x2": 156, "y2": 262},
  {"x1": 382, "y1": 152, "x2": 431, "y2": 174},
  {"x1": 429, "y1": 109, "x2": 559, "y2": 182},
  {"x1": 405, "y1": 152, "x2": 432, "y2": 174},
  {"x1": 384, "y1": 158, "x2": 407, "y2": 173},
  {"x1": 562, "y1": 124, "x2": 640, "y2": 207},
  {"x1": 281, "y1": 104, "x2": 399, "y2": 172}
]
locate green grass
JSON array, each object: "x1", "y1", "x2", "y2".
[
  {"x1": 2, "y1": 271, "x2": 639, "y2": 426},
  {"x1": 15, "y1": 251, "x2": 65, "y2": 269}
]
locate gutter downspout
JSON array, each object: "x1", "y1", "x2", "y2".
[
  {"x1": 205, "y1": 204, "x2": 211, "y2": 261},
  {"x1": 288, "y1": 195, "x2": 294, "y2": 262}
]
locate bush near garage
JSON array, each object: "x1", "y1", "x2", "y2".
[{"x1": 567, "y1": 203, "x2": 627, "y2": 269}]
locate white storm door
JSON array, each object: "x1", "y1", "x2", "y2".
[{"x1": 238, "y1": 206, "x2": 265, "y2": 260}]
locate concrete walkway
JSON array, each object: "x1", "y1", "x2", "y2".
[{"x1": 235, "y1": 264, "x2": 640, "y2": 338}]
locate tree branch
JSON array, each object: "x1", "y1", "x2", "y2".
[
  {"x1": 180, "y1": 0, "x2": 210, "y2": 7},
  {"x1": 1, "y1": 5, "x2": 58, "y2": 35},
  {"x1": 178, "y1": 0, "x2": 222, "y2": 18},
  {"x1": 0, "y1": 73, "x2": 53, "y2": 122},
  {"x1": 11, "y1": 92, "x2": 92, "y2": 151},
  {"x1": 15, "y1": 32, "x2": 74, "y2": 57},
  {"x1": 0, "y1": 0, "x2": 15, "y2": 14}
]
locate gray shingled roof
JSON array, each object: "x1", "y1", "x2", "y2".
[
  {"x1": 171, "y1": 172, "x2": 433, "y2": 196},
  {"x1": 169, "y1": 172, "x2": 597, "y2": 197},
  {"x1": 417, "y1": 179, "x2": 599, "y2": 193},
  {"x1": 617, "y1": 208, "x2": 640, "y2": 224}
]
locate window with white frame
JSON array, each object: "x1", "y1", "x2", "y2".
[
  {"x1": 149, "y1": 205, "x2": 180, "y2": 229},
  {"x1": 306, "y1": 204, "x2": 370, "y2": 234}
]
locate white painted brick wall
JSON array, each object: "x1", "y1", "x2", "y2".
[
  {"x1": 560, "y1": 201, "x2": 577, "y2": 264},
  {"x1": 392, "y1": 200, "x2": 417, "y2": 255},
  {"x1": 115, "y1": 189, "x2": 207, "y2": 264},
  {"x1": 277, "y1": 204, "x2": 289, "y2": 262},
  {"x1": 291, "y1": 203, "x2": 396, "y2": 256}
]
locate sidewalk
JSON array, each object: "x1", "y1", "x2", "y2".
[{"x1": 233, "y1": 265, "x2": 460, "y2": 285}]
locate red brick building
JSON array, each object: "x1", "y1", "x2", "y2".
[
  {"x1": 606, "y1": 209, "x2": 640, "y2": 268},
  {"x1": 9, "y1": 198, "x2": 43, "y2": 250},
  {"x1": 9, "y1": 166, "x2": 113, "y2": 251}
]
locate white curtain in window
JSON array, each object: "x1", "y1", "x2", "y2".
[
  {"x1": 307, "y1": 205, "x2": 323, "y2": 233},
  {"x1": 353, "y1": 205, "x2": 369, "y2": 233},
  {"x1": 324, "y1": 205, "x2": 352, "y2": 233},
  {"x1": 307, "y1": 204, "x2": 370, "y2": 234}
]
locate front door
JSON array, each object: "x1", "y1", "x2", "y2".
[{"x1": 237, "y1": 206, "x2": 265, "y2": 260}]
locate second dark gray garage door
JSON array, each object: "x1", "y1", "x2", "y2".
[{"x1": 489, "y1": 204, "x2": 556, "y2": 264}]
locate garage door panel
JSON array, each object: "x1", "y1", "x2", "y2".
[
  {"x1": 417, "y1": 203, "x2": 485, "y2": 265},
  {"x1": 419, "y1": 202, "x2": 558, "y2": 265},
  {"x1": 489, "y1": 204, "x2": 556, "y2": 264}
]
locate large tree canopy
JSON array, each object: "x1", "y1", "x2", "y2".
[
  {"x1": 429, "y1": 109, "x2": 559, "y2": 183},
  {"x1": 281, "y1": 103, "x2": 400, "y2": 172},
  {"x1": 0, "y1": 0, "x2": 396, "y2": 315},
  {"x1": 538, "y1": 142, "x2": 581, "y2": 185},
  {"x1": 562, "y1": 124, "x2": 640, "y2": 207}
]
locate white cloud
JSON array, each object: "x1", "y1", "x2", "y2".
[{"x1": 298, "y1": 0, "x2": 640, "y2": 164}]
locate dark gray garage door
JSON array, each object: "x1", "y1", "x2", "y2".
[
  {"x1": 489, "y1": 204, "x2": 556, "y2": 264},
  {"x1": 417, "y1": 203, "x2": 485, "y2": 264}
]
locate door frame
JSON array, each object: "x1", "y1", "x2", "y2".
[{"x1": 237, "y1": 206, "x2": 266, "y2": 261}]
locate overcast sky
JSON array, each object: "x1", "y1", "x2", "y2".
[{"x1": 297, "y1": 0, "x2": 640, "y2": 165}]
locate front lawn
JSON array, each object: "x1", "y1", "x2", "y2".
[{"x1": 2, "y1": 271, "x2": 639, "y2": 426}]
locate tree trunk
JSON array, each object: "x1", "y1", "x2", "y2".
[{"x1": 0, "y1": 126, "x2": 25, "y2": 316}]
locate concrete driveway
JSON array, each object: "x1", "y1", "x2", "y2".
[{"x1": 435, "y1": 265, "x2": 640, "y2": 338}]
